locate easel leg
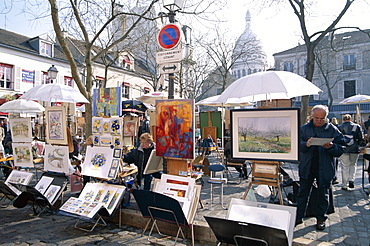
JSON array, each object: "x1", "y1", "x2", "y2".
[{"x1": 242, "y1": 179, "x2": 253, "y2": 200}]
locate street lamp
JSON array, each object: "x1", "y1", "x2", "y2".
[
  {"x1": 47, "y1": 65, "x2": 58, "y2": 83},
  {"x1": 162, "y1": 0, "x2": 185, "y2": 99}
]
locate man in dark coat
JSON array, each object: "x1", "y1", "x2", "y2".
[
  {"x1": 296, "y1": 105, "x2": 345, "y2": 230},
  {"x1": 123, "y1": 133, "x2": 161, "y2": 190}
]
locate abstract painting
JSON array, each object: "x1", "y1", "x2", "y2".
[
  {"x1": 93, "y1": 87, "x2": 121, "y2": 117},
  {"x1": 9, "y1": 118, "x2": 33, "y2": 142},
  {"x1": 81, "y1": 146, "x2": 114, "y2": 179},
  {"x1": 44, "y1": 144, "x2": 70, "y2": 173},
  {"x1": 45, "y1": 106, "x2": 68, "y2": 145},
  {"x1": 12, "y1": 143, "x2": 34, "y2": 167},
  {"x1": 156, "y1": 99, "x2": 195, "y2": 159},
  {"x1": 230, "y1": 108, "x2": 299, "y2": 162}
]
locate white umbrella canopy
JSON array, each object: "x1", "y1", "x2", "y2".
[
  {"x1": 217, "y1": 71, "x2": 322, "y2": 102},
  {"x1": 136, "y1": 92, "x2": 180, "y2": 105},
  {"x1": 20, "y1": 84, "x2": 89, "y2": 103},
  {"x1": 195, "y1": 95, "x2": 253, "y2": 107},
  {"x1": 0, "y1": 99, "x2": 45, "y2": 113},
  {"x1": 339, "y1": 94, "x2": 370, "y2": 104}
]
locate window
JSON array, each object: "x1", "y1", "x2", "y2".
[
  {"x1": 42, "y1": 72, "x2": 51, "y2": 84},
  {"x1": 242, "y1": 69, "x2": 246, "y2": 77},
  {"x1": 344, "y1": 80, "x2": 356, "y2": 98},
  {"x1": 0, "y1": 63, "x2": 14, "y2": 89},
  {"x1": 343, "y1": 54, "x2": 356, "y2": 70},
  {"x1": 237, "y1": 70, "x2": 241, "y2": 78},
  {"x1": 284, "y1": 62, "x2": 293, "y2": 72},
  {"x1": 122, "y1": 82, "x2": 130, "y2": 99},
  {"x1": 40, "y1": 41, "x2": 52, "y2": 57},
  {"x1": 64, "y1": 76, "x2": 73, "y2": 87},
  {"x1": 95, "y1": 76, "x2": 104, "y2": 88},
  {"x1": 248, "y1": 68, "x2": 252, "y2": 75}
]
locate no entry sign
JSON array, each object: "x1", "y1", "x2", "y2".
[{"x1": 157, "y1": 24, "x2": 181, "y2": 50}]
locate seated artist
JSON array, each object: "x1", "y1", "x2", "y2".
[{"x1": 122, "y1": 133, "x2": 162, "y2": 190}]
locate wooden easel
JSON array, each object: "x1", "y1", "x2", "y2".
[{"x1": 242, "y1": 160, "x2": 283, "y2": 205}]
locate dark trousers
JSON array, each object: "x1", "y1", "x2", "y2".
[
  {"x1": 143, "y1": 171, "x2": 162, "y2": 191},
  {"x1": 296, "y1": 173, "x2": 330, "y2": 221}
]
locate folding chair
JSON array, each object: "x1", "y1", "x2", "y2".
[{"x1": 208, "y1": 164, "x2": 227, "y2": 209}]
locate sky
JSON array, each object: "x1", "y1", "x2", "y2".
[{"x1": 1, "y1": 0, "x2": 370, "y2": 67}]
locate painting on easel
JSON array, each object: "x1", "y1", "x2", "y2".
[{"x1": 156, "y1": 99, "x2": 195, "y2": 159}]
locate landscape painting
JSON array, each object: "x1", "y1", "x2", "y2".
[
  {"x1": 156, "y1": 99, "x2": 194, "y2": 159},
  {"x1": 230, "y1": 108, "x2": 299, "y2": 162}
]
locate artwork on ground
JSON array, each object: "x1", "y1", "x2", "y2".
[
  {"x1": 155, "y1": 99, "x2": 195, "y2": 159},
  {"x1": 81, "y1": 146, "x2": 114, "y2": 179},
  {"x1": 12, "y1": 143, "x2": 34, "y2": 167},
  {"x1": 9, "y1": 118, "x2": 33, "y2": 142},
  {"x1": 93, "y1": 87, "x2": 122, "y2": 117},
  {"x1": 44, "y1": 145, "x2": 71, "y2": 173}
]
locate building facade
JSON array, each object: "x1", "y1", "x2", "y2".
[{"x1": 273, "y1": 29, "x2": 370, "y2": 117}]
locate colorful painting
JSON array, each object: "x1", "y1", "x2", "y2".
[
  {"x1": 123, "y1": 120, "x2": 136, "y2": 137},
  {"x1": 99, "y1": 134, "x2": 112, "y2": 147},
  {"x1": 112, "y1": 136, "x2": 122, "y2": 148},
  {"x1": 92, "y1": 117, "x2": 103, "y2": 134},
  {"x1": 44, "y1": 145, "x2": 70, "y2": 173},
  {"x1": 12, "y1": 143, "x2": 34, "y2": 167},
  {"x1": 9, "y1": 118, "x2": 33, "y2": 142},
  {"x1": 156, "y1": 99, "x2": 195, "y2": 159},
  {"x1": 110, "y1": 117, "x2": 122, "y2": 136},
  {"x1": 81, "y1": 146, "x2": 114, "y2": 179},
  {"x1": 93, "y1": 135, "x2": 100, "y2": 146},
  {"x1": 93, "y1": 87, "x2": 121, "y2": 117},
  {"x1": 45, "y1": 106, "x2": 68, "y2": 145}
]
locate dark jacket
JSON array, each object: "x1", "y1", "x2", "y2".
[
  {"x1": 338, "y1": 121, "x2": 365, "y2": 153},
  {"x1": 123, "y1": 143, "x2": 155, "y2": 181},
  {"x1": 299, "y1": 119, "x2": 345, "y2": 187}
]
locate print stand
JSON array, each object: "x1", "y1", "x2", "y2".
[
  {"x1": 13, "y1": 172, "x2": 69, "y2": 216},
  {"x1": 0, "y1": 181, "x2": 20, "y2": 207},
  {"x1": 0, "y1": 170, "x2": 34, "y2": 207},
  {"x1": 242, "y1": 161, "x2": 283, "y2": 205},
  {"x1": 132, "y1": 189, "x2": 195, "y2": 246}
]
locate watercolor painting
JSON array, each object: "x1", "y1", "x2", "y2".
[
  {"x1": 12, "y1": 143, "x2": 34, "y2": 167},
  {"x1": 81, "y1": 146, "x2": 114, "y2": 179},
  {"x1": 92, "y1": 117, "x2": 103, "y2": 134},
  {"x1": 45, "y1": 107, "x2": 68, "y2": 145},
  {"x1": 156, "y1": 99, "x2": 195, "y2": 159},
  {"x1": 9, "y1": 118, "x2": 33, "y2": 142},
  {"x1": 44, "y1": 145, "x2": 70, "y2": 173}
]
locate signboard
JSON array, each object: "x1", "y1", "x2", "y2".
[
  {"x1": 22, "y1": 70, "x2": 35, "y2": 83},
  {"x1": 156, "y1": 49, "x2": 183, "y2": 64},
  {"x1": 159, "y1": 63, "x2": 180, "y2": 74},
  {"x1": 157, "y1": 24, "x2": 182, "y2": 50}
]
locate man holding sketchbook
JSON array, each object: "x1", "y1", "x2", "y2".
[
  {"x1": 296, "y1": 105, "x2": 345, "y2": 230},
  {"x1": 123, "y1": 133, "x2": 162, "y2": 190}
]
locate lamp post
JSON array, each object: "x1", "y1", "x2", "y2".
[
  {"x1": 162, "y1": 0, "x2": 185, "y2": 99},
  {"x1": 47, "y1": 65, "x2": 58, "y2": 83}
]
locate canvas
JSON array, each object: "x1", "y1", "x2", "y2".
[
  {"x1": 44, "y1": 144, "x2": 71, "y2": 173},
  {"x1": 12, "y1": 143, "x2": 34, "y2": 168},
  {"x1": 93, "y1": 87, "x2": 121, "y2": 117},
  {"x1": 156, "y1": 99, "x2": 195, "y2": 159},
  {"x1": 9, "y1": 117, "x2": 33, "y2": 142},
  {"x1": 45, "y1": 106, "x2": 68, "y2": 145},
  {"x1": 81, "y1": 146, "x2": 115, "y2": 179}
]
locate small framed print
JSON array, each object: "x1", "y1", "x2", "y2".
[
  {"x1": 45, "y1": 106, "x2": 68, "y2": 145},
  {"x1": 113, "y1": 149, "x2": 121, "y2": 158},
  {"x1": 9, "y1": 118, "x2": 33, "y2": 142}
]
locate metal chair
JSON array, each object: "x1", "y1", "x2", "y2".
[{"x1": 207, "y1": 164, "x2": 227, "y2": 209}]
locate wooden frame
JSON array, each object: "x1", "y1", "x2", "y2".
[
  {"x1": 230, "y1": 108, "x2": 299, "y2": 162},
  {"x1": 45, "y1": 106, "x2": 68, "y2": 145}
]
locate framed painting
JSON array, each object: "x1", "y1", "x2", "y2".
[
  {"x1": 45, "y1": 106, "x2": 68, "y2": 145},
  {"x1": 9, "y1": 118, "x2": 33, "y2": 142},
  {"x1": 123, "y1": 120, "x2": 136, "y2": 137},
  {"x1": 93, "y1": 135, "x2": 100, "y2": 146},
  {"x1": 81, "y1": 146, "x2": 114, "y2": 179},
  {"x1": 44, "y1": 144, "x2": 71, "y2": 173},
  {"x1": 12, "y1": 143, "x2": 34, "y2": 167},
  {"x1": 110, "y1": 117, "x2": 122, "y2": 136},
  {"x1": 112, "y1": 136, "x2": 122, "y2": 148},
  {"x1": 156, "y1": 99, "x2": 195, "y2": 159},
  {"x1": 230, "y1": 108, "x2": 300, "y2": 162},
  {"x1": 99, "y1": 134, "x2": 112, "y2": 147},
  {"x1": 93, "y1": 87, "x2": 121, "y2": 117},
  {"x1": 92, "y1": 117, "x2": 103, "y2": 134},
  {"x1": 113, "y1": 149, "x2": 121, "y2": 158}
]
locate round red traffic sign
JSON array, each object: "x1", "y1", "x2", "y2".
[{"x1": 157, "y1": 24, "x2": 181, "y2": 50}]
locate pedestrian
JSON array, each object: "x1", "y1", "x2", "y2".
[
  {"x1": 122, "y1": 133, "x2": 161, "y2": 190},
  {"x1": 331, "y1": 117, "x2": 339, "y2": 127},
  {"x1": 295, "y1": 105, "x2": 345, "y2": 230},
  {"x1": 364, "y1": 115, "x2": 370, "y2": 134},
  {"x1": 338, "y1": 114, "x2": 365, "y2": 190},
  {"x1": 136, "y1": 115, "x2": 150, "y2": 147}
]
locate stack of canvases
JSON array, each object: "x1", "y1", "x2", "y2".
[{"x1": 81, "y1": 117, "x2": 124, "y2": 180}]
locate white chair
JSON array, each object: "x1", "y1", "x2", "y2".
[{"x1": 207, "y1": 164, "x2": 227, "y2": 209}]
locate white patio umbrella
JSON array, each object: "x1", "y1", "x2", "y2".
[
  {"x1": 0, "y1": 99, "x2": 45, "y2": 113},
  {"x1": 217, "y1": 71, "x2": 322, "y2": 102},
  {"x1": 339, "y1": 94, "x2": 370, "y2": 124},
  {"x1": 136, "y1": 92, "x2": 180, "y2": 105},
  {"x1": 195, "y1": 95, "x2": 253, "y2": 107},
  {"x1": 20, "y1": 84, "x2": 89, "y2": 103}
]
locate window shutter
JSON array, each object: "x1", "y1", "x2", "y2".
[
  {"x1": 14, "y1": 66, "x2": 21, "y2": 90},
  {"x1": 356, "y1": 79, "x2": 362, "y2": 95},
  {"x1": 338, "y1": 81, "x2": 344, "y2": 99},
  {"x1": 35, "y1": 71, "x2": 42, "y2": 86}
]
